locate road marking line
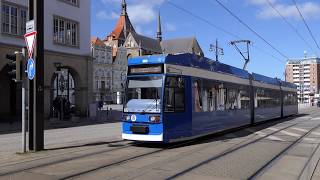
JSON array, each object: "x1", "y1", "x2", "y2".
[
  {"x1": 268, "y1": 127, "x2": 301, "y2": 137},
  {"x1": 311, "y1": 118, "x2": 320, "y2": 121},
  {"x1": 279, "y1": 130, "x2": 301, "y2": 137},
  {"x1": 245, "y1": 128, "x2": 284, "y2": 141},
  {"x1": 267, "y1": 127, "x2": 279, "y2": 132},
  {"x1": 291, "y1": 127, "x2": 308, "y2": 132},
  {"x1": 304, "y1": 137, "x2": 317, "y2": 142},
  {"x1": 300, "y1": 116, "x2": 312, "y2": 119},
  {"x1": 311, "y1": 132, "x2": 320, "y2": 136}
]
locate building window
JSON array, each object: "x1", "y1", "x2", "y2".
[
  {"x1": 20, "y1": 9, "x2": 27, "y2": 35},
  {"x1": 1, "y1": 4, "x2": 27, "y2": 36},
  {"x1": 53, "y1": 16, "x2": 79, "y2": 47},
  {"x1": 59, "y1": 0, "x2": 79, "y2": 7}
]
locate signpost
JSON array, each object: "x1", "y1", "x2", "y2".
[
  {"x1": 24, "y1": 17, "x2": 38, "y2": 152},
  {"x1": 24, "y1": 31, "x2": 37, "y2": 59},
  {"x1": 27, "y1": 58, "x2": 35, "y2": 80}
]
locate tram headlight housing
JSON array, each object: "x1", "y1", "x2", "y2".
[
  {"x1": 149, "y1": 116, "x2": 161, "y2": 123},
  {"x1": 123, "y1": 115, "x2": 131, "y2": 121}
]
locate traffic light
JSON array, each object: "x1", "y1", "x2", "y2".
[{"x1": 6, "y1": 52, "x2": 21, "y2": 82}]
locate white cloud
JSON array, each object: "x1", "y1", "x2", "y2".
[
  {"x1": 96, "y1": 10, "x2": 119, "y2": 20},
  {"x1": 100, "y1": 0, "x2": 165, "y2": 25},
  {"x1": 127, "y1": 4, "x2": 157, "y2": 24},
  {"x1": 247, "y1": 0, "x2": 320, "y2": 20}
]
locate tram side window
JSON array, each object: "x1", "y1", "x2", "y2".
[
  {"x1": 256, "y1": 88, "x2": 280, "y2": 108},
  {"x1": 193, "y1": 80, "x2": 250, "y2": 112},
  {"x1": 240, "y1": 90, "x2": 250, "y2": 109},
  {"x1": 202, "y1": 82, "x2": 218, "y2": 112},
  {"x1": 164, "y1": 77, "x2": 185, "y2": 112},
  {"x1": 284, "y1": 92, "x2": 298, "y2": 105},
  {"x1": 226, "y1": 89, "x2": 239, "y2": 110},
  {"x1": 194, "y1": 80, "x2": 202, "y2": 112}
]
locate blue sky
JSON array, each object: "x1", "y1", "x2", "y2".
[{"x1": 91, "y1": 0, "x2": 320, "y2": 79}]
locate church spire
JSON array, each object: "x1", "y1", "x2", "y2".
[
  {"x1": 121, "y1": 0, "x2": 127, "y2": 16},
  {"x1": 157, "y1": 11, "x2": 162, "y2": 42}
]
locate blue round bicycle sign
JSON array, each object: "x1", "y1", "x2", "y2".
[{"x1": 27, "y1": 58, "x2": 35, "y2": 80}]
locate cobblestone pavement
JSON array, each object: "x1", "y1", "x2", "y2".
[{"x1": 0, "y1": 108, "x2": 320, "y2": 180}]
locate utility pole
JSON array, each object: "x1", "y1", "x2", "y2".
[
  {"x1": 28, "y1": 0, "x2": 44, "y2": 151},
  {"x1": 210, "y1": 39, "x2": 224, "y2": 62},
  {"x1": 230, "y1": 40, "x2": 251, "y2": 70},
  {"x1": 28, "y1": 0, "x2": 34, "y2": 151},
  {"x1": 34, "y1": 0, "x2": 44, "y2": 151}
]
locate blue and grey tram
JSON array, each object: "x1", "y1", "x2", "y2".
[{"x1": 122, "y1": 53, "x2": 298, "y2": 143}]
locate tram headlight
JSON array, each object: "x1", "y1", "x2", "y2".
[
  {"x1": 149, "y1": 116, "x2": 161, "y2": 123},
  {"x1": 123, "y1": 115, "x2": 131, "y2": 121}
]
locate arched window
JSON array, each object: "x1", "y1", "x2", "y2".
[{"x1": 53, "y1": 68, "x2": 75, "y2": 106}]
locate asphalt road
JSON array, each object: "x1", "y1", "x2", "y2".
[{"x1": 0, "y1": 108, "x2": 320, "y2": 180}]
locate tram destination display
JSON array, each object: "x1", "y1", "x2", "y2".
[{"x1": 129, "y1": 65, "x2": 163, "y2": 74}]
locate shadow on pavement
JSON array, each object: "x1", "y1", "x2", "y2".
[
  {"x1": 45, "y1": 139, "x2": 126, "y2": 151},
  {"x1": 134, "y1": 113, "x2": 311, "y2": 149}
]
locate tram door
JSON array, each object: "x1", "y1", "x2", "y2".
[
  {"x1": 163, "y1": 76, "x2": 191, "y2": 139},
  {"x1": 52, "y1": 68, "x2": 75, "y2": 119}
]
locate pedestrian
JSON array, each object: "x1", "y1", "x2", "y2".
[{"x1": 98, "y1": 100, "x2": 103, "y2": 110}]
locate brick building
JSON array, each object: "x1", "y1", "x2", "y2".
[{"x1": 285, "y1": 57, "x2": 320, "y2": 103}]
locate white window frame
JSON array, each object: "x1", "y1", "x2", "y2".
[
  {"x1": 1, "y1": 3, "x2": 27, "y2": 36},
  {"x1": 59, "y1": 0, "x2": 79, "y2": 7},
  {"x1": 53, "y1": 16, "x2": 80, "y2": 47}
]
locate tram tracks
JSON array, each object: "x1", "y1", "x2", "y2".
[
  {"x1": 1, "y1": 109, "x2": 319, "y2": 179},
  {"x1": 248, "y1": 122, "x2": 320, "y2": 179},
  {"x1": 0, "y1": 140, "x2": 138, "y2": 176},
  {"x1": 165, "y1": 113, "x2": 320, "y2": 179},
  {"x1": 59, "y1": 115, "x2": 316, "y2": 179}
]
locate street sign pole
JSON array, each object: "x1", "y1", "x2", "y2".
[{"x1": 22, "y1": 82, "x2": 26, "y2": 153}]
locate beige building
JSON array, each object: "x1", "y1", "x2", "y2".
[
  {"x1": 285, "y1": 57, "x2": 320, "y2": 103},
  {"x1": 91, "y1": 37, "x2": 113, "y2": 102},
  {"x1": 0, "y1": 0, "x2": 91, "y2": 122}
]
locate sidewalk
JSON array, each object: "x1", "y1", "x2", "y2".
[{"x1": 0, "y1": 110, "x2": 122, "y2": 135}]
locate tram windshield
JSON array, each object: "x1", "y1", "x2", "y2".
[{"x1": 124, "y1": 76, "x2": 163, "y2": 113}]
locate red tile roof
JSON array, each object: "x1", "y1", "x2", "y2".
[
  {"x1": 104, "y1": 15, "x2": 135, "y2": 41},
  {"x1": 91, "y1": 37, "x2": 105, "y2": 46}
]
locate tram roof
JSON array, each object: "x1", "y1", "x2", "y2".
[
  {"x1": 128, "y1": 53, "x2": 296, "y2": 89},
  {"x1": 128, "y1": 53, "x2": 249, "y2": 79},
  {"x1": 280, "y1": 81, "x2": 298, "y2": 89}
]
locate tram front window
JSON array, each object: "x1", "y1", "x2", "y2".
[{"x1": 124, "y1": 76, "x2": 162, "y2": 113}]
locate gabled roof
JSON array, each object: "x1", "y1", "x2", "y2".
[
  {"x1": 127, "y1": 32, "x2": 162, "y2": 53},
  {"x1": 91, "y1": 37, "x2": 106, "y2": 46},
  {"x1": 105, "y1": 15, "x2": 135, "y2": 41},
  {"x1": 161, "y1": 37, "x2": 204, "y2": 56}
]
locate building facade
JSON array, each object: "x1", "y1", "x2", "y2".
[
  {"x1": 0, "y1": 0, "x2": 28, "y2": 122},
  {"x1": 285, "y1": 57, "x2": 320, "y2": 103},
  {"x1": 98, "y1": 0, "x2": 204, "y2": 104},
  {"x1": 91, "y1": 37, "x2": 112, "y2": 102},
  {"x1": 0, "y1": 0, "x2": 91, "y2": 122}
]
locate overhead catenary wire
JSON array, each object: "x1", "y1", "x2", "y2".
[
  {"x1": 213, "y1": 0, "x2": 289, "y2": 60},
  {"x1": 165, "y1": 0, "x2": 285, "y2": 63},
  {"x1": 292, "y1": 0, "x2": 320, "y2": 52},
  {"x1": 266, "y1": 0, "x2": 318, "y2": 57},
  {"x1": 166, "y1": 1, "x2": 241, "y2": 39}
]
